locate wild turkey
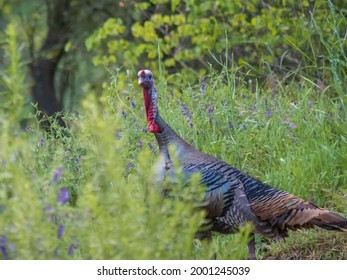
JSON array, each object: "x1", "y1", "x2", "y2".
[{"x1": 137, "y1": 69, "x2": 347, "y2": 259}]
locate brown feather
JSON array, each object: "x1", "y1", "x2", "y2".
[{"x1": 251, "y1": 193, "x2": 347, "y2": 235}]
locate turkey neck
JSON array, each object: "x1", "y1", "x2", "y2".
[
  {"x1": 153, "y1": 114, "x2": 195, "y2": 168},
  {"x1": 142, "y1": 85, "x2": 160, "y2": 133},
  {"x1": 142, "y1": 84, "x2": 192, "y2": 158},
  {"x1": 154, "y1": 114, "x2": 191, "y2": 155}
]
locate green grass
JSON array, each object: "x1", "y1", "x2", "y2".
[
  {"x1": 141, "y1": 68, "x2": 347, "y2": 259},
  {"x1": 2, "y1": 66, "x2": 346, "y2": 259},
  {"x1": 0, "y1": 18, "x2": 346, "y2": 259},
  {"x1": 262, "y1": 230, "x2": 347, "y2": 260}
]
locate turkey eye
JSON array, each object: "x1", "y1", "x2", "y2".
[{"x1": 148, "y1": 75, "x2": 152, "y2": 79}]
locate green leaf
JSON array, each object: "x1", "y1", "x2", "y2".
[
  {"x1": 171, "y1": 0, "x2": 180, "y2": 12},
  {"x1": 64, "y1": 40, "x2": 72, "y2": 52}
]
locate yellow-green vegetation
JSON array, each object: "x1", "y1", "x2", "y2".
[
  {"x1": 1, "y1": 64, "x2": 346, "y2": 259},
  {"x1": 0, "y1": 0, "x2": 346, "y2": 260},
  {"x1": 87, "y1": 0, "x2": 346, "y2": 94}
]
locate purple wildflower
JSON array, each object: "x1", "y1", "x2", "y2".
[
  {"x1": 121, "y1": 110, "x2": 127, "y2": 119},
  {"x1": 207, "y1": 103, "x2": 215, "y2": 123},
  {"x1": 182, "y1": 104, "x2": 190, "y2": 117},
  {"x1": 327, "y1": 112, "x2": 333, "y2": 120},
  {"x1": 273, "y1": 235, "x2": 281, "y2": 242},
  {"x1": 57, "y1": 225, "x2": 64, "y2": 239},
  {"x1": 228, "y1": 121, "x2": 234, "y2": 129},
  {"x1": 57, "y1": 187, "x2": 69, "y2": 204},
  {"x1": 266, "y1": 110, "x2": 273, "y2": 117},
  {"x1": 43, "y1": 206, "x2": 54, "y2": 213},
  {"x1": 74, "y1": 155, "x2": 81, "y2": 164},
  {"x1": 0, "y1": 235, "x2": 8, "y2": 260},
  {"x1": 130, "y1": 100, "x2": 136, "y2": 108},
  {"x1": 241, "y1": 124, "x2": 247, "y2": 131},
  {"x1": 127, "y1": 162, "x2": 134, "y2": 169},
  {"x1": 1, "y1": 235, "x2": 6, "y2": 244},
  {"x1": 8, "y1": 243, "x2": 15, "y2": 254},
  {"x1": 68, "y1": 244, "x2": 75, "y2": 256},
  {"x1": 38, "y1": 137, "x2": 45, "y2": 147},
  {"x1": 207, "y1": 104, "x2": 214, "y2": 115},
  {"x1": 181, "y1": 103, "x2": 193, "y2": 128},
  {"x1": 201, "y1": 83, "x2": 206, "y2": 95},
  {"x1": 137, "y1": 139, "x2": 143, "y2": 149},
  {"x1": 288, "y1": 122, "x2": 297, "y2": 129},
  {"x1": 284, "y1": 118, "x2": 296, "y2": 129},
  {"x1": 53, "y1": 167, "x2": 63, "y2": 184}
]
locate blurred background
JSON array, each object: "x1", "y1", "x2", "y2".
[{"x1": 0, "y1": 0, "x2": 346, "y2": 129}]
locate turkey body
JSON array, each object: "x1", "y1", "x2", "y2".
[{"x1": 138, "y1": 69, "x2": 347, "y2": 259}]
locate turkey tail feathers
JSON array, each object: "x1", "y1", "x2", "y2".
[
  {"x1": 311, "y1": 211, "x2": 347, "y2": 232},
  {"x1": 250, "y1": 192, "x2": 347, "y2": 236}
]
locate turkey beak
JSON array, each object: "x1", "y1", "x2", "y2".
[
  {"x1": 138, "y1": 70, "x2": 146, "y2": 87},
  {"x1": 138, "y1": 77, "x2": 150, "y2": 88},
  {"x1": 138, "y1": 77, "x2": 148, "y2": 87}
]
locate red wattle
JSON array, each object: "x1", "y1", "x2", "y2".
[
  {"x1": 148, "y1": 122, "x2": 161, "y2": 133},
  {"x1": 143, "y1": 88, "x2": 161, "y2": 133}
]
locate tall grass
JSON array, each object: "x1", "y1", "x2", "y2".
[
  {"x1": 147, "y1": 69, "x2": 347, "y2": 205},
  {"x1": 311, "y1": 0, "x2": 347, "y2": 104},
  {"x1": 0, "y1": 16, "x2": 346, "y2": 260},
  {"x1": 122, "y1": 56, "x2": 347, "y2": 259}
]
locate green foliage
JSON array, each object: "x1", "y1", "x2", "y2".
[
  {"x1": 0, "y1": 57, "x2": 252, "y2": 259},
  {"x1": 86, "y1": 0, "x2": 347, "y2": 93},
  {"x1": 0, "y1": 0, "x2": 346, "y2": 260},
  {"x1": 0, "y1": 93, "x2": 216, "y2": 259},
  {"x1": 0, "y1": 21, "x2": 30, "y2": 125},
  {"x1": 310, "y1": 0, "x2": 347, "y2": 104},
  {"x1": 2, "y1": 0, "x2": 346, "y2": 115},
  {"x1": 0, "y1": 58, "x2": 346, "y2": 259}
]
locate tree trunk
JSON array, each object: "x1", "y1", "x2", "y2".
[
  {"x1": 30, "y1": 58, "x2": 65, "y2": 129},
  {"x1": 30, "y1": 0, "x2": 71, "y2": 131}
]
